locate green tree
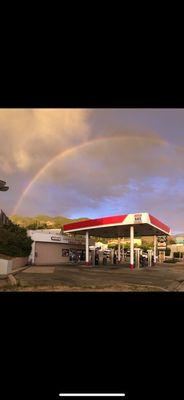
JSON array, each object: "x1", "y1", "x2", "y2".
[
  {"x1": 142, "y1": 244, "x2": 152, "y2": 252},
  {"x1": 27, "y1": 222, "x2": 38, "y2": 230},
  {"x1": 0, "y1": 222, "x2": 33, "y2": 257},
  {"x1": 108, "y1": 243, "x2": 117, "y2": 249}
]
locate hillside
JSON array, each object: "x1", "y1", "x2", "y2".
[{"x1": 10, "y1": 214, "x2": 89, "y2": 229}]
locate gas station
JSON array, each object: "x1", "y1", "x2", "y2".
[{"x1": 63, "y1": 212, "x2": 171, "y2": 269}]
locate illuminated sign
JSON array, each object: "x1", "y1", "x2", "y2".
[
  {"x1": 134, "y1": 213, "x2": 142, "y2": 223},
  {"x1": 157, "y1": 235, "x2": 167, "y2": 249},
  {"x1": 51, "y1": 236, "x2": 61, "y2": 241}
]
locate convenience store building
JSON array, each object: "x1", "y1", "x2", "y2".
[{"x1": 28, "y1": 229, "x2": 94, "y2": 265}]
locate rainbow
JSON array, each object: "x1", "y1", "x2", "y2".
[{"x1": 12, "y1": 134, "x2": 167, "y2": 214}]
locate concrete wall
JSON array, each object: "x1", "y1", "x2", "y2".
[
  {"x1": 0, "y1": 259, "x2": 13, "y2": 275},
  {"x1": 0, "y1": 257, "x2": 28, "y2": 274},
  {"x1": 12, "y1": 257, "x2": 28, "y2": 270}
]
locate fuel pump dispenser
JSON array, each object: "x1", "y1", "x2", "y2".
[
  {"x1": 122, "y1": 238, "x2": 125, "y2": 262},
  {"x1": 99, "y1": 251, "x2": 104, "y2": 265},
  {"x1": 111, "y1": 248, "x2": 115, "y2": 264},
  {"x1": 135, "y1": 248, "x2": 141, "y2": 268},
  {"x1": 91, "y1": 250, "x2": 95, "y2": 266},
  {"x1": 147, "y1": 249, "x2": 153, "y2": 267}
]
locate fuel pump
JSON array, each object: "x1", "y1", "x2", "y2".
[
  {"x1": 122, "y1": 238, "x2": 125, "y2": 262},
  {"x1": 147, "y1": 249, "x2": 153, "y2": 267},
  {"x1": 135, "y1": 248, "x2": 141, "y2": 268},
  {"x1": 111, "y1": 248, "x2": 115, "y2": 264},
  {"x1": 99, "y1": 251, "x2": 104, "y2": 265},
  {"x1": 91, "y1": 250, "x2": 95, "y2": 266}
]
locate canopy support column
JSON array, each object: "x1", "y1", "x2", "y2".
[
  {"x1": 85, "y1": 231, "x2": 90, "y2": 265},
  {"x1": 130, "y1": 226, "x2": 134, "y2": 270},
  {"x1": 153, "y1": 235, "x2": 157, "y2": 265},
  {"x1": 122, "y1": 237, "x2": 125, "y2": 262},
  {"x1": 118, "y1": 237, "x2": 121, "y2": 263}
]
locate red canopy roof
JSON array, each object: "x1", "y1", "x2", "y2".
[{"x1": 63, "y1": 212, "x2": 171, "y2": 238}]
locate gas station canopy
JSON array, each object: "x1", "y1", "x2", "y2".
[{"x1": 63, "y1": 212, "x2": 171, "y2": 238}]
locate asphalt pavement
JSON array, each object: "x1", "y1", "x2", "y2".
[{"x1": 3, "y1": 261, "x2": 184, "y2": 291}]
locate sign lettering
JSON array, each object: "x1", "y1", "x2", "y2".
[
  {"x1": 134, "y1": 213, "x2": 142, "y2": 223},
  {"x1": 51, "y1": 236, "x2": 61, "y2": 241}
]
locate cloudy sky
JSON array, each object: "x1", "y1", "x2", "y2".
[{"x1": 0, "y1": 108, "x2": 184, "y2": 233}]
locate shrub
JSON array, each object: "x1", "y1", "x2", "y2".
[
  {"x1": 164, "y1": 258, "x2": 180, "y2": 263},
  {"x1": 142, "y1": 245, "x2": 152, "y2": 252},
  {"x1": 174, "y1": 252, "x2": 181, "y2": 258},
  {"x1": 0, "y1": 222, "x2": 33, "y2": 257}
]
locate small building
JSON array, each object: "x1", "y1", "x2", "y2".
[
  {"x1": 167, "y1": 244, "x2": 184, "y2": 259},
  {"x1": 27, "y1": 229, "x2": 95, "y2": 265},
  {"x1": 166, "y1": 234, "x2": 184, "y2": 259},
  {"x1": 173, "y1": 234, "x2": 184, "y2": 244}
]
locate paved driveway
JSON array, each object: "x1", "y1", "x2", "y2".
[{"x1": 8, "y1": 262, "x2": 184, "y2": 291}]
